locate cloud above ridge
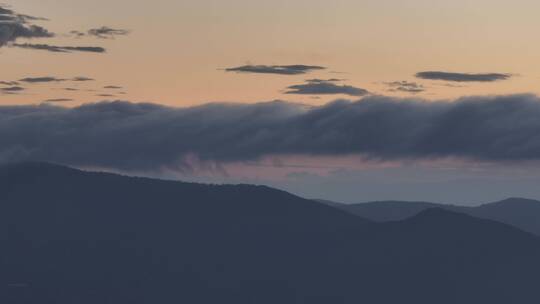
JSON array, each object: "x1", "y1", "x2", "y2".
[{"x1": 2, "y1": 94, "x2": 540, "y2": 170}]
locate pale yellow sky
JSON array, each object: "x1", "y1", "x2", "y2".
[{"x1": 2, "y1": 0, "x2": 540, "y2": 106}]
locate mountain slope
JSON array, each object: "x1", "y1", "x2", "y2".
[
  {"x1": 1, "y1": 162, "x2": 540, "y2": 304},
  {"x1": 329, "y1": 198, "x2": 540, "y2": 235}
]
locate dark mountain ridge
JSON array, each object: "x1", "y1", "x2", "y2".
[
  {"x1": 326, "y1": 197, "x2": 540, "y2": 235},
  {"x1": 1, "y1": 162, "x2": 540, "y2": 303}
]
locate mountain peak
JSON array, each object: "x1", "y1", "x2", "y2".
[{"x1": 490, "y1": 197, "x2": 540, "y2": 206}]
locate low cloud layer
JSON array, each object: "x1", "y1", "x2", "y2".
[
  {"x1": 2, "y1": 94, "x2": 540, "y2": 170},
  {"x1": 286, "y1": 79, "x2": 369, "y2": 96},
  {"x1": 416, "y1": 71, "x2": 511, "y2": 82},
  {"x1": 225, "y1": 64, "x2": 325, "y2": 75}
]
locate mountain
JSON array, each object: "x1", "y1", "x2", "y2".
[
  {"x1": 328, "y1": 198, "x2": 540, "y2": 235},
  {"x1": 1, "y1": 162, "x2": 540, "y2": 303}
]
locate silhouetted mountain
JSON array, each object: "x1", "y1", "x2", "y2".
[
  {"x1": 2, "y1": 162, "x2": 540, "y2": 303},
  {"x1": 319, "y1": 200, "x2": 446, "y2": 221},
  {"x1": 327, "y1": 198, "x2": 540, "y2": 236}
]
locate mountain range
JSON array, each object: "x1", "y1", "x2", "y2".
[
  {"x1": 322, "y1": 198, "x2": 540, "y2": 236},
  {"x1": 1, "y1": 162, "x2": 540, "y2": 303}
]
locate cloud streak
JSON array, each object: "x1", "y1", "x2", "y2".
[
  {"x1": 2, "y1": 95, "x2": 540, "y2": 170},
  {"x1": 1, "y1": 86, "x2": 25, "y2": 93},
  {"x1": 286, "y1": 79, "x2": 369, "y2": 96},
  {"x1": 87, "y1": 26, "x2": 130, "y2": 39},
  {"x1": 19, "y1": 77, "x2": 66, "y2": 83},
  {"x1": 225, "y1": 65, "x2": 325, "y2": 75},
  {"x1": 12, "y1": 43, "x2": 105, "y2": 53},
  {"x1": 43, "y1": 98, "x2": 73, "y2": 103},
  {"x1": 416, "y1": 71, "x2": 512, "y2": 82}
]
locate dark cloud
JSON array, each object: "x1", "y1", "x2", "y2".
[
  {"x1": 285, "y1": 79, "x2": 369, "y2": 96},
  {"x1": 87, "y1": 26, "x2": 130, "y2": 39},
  {"x1": 1, "y1": 5, "x2": 114, "y2": 54},
  {"x1": 18, "y1": 76, "x2": 94, "y2": 84},
  {"x1": 0, "y1": 5, "x2": 53, "y2": 46},
  {"x1": 12, "y1": 43, "x2": 106, "y2": 53},
  {"x1": 19, "y1": 77, "x2": 66, "y2": 83},
  {"x1": 96, "y1": 94, "x2": 115, "y2": 97},
  {"x1": 72, "y1": 77, "x2": 94, "y2": 82},
  {"x1": 3, "y1": 95, "x2": 540, "y2": 170},
  {"x1": 225, "y1": 65, "x2": 325, "y2": 75},
  {"x1": 104, "y1": 85, "x2": 123, "y2": 89},
  {"x1": 385, "y1": 81, "x2": 425, "y2": 93},
  {"x1": 43, "y1": 98, "x2": 73, "y2": 103},
  {"x1": 1, "y1": 86, "x2": 25, "y2": 93},
  {"x1": 416, "y1": 71, "x2": 512, "y2": 82},
  {"x1": 63, "y1": 88, "x2": 79, "y2": 91}
]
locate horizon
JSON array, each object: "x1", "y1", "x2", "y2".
[{"x1": 3, "y1": 160, "x2": 538, "y2": 207}]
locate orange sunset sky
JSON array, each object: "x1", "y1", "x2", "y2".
[{"x1": 2, "y1": 0, "x2": 540, "y2": 106}]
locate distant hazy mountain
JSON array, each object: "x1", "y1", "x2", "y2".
[
  {"x1": 324, "y1": 198, "x2": 540, "y2": 236},
  {"x1": 2, "y1": 162, "x2": 540, "y2": 304}
]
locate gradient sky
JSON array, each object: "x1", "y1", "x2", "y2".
[
  {"x1": 2, "y1": 0, "x2": 540, "y2": 105},
  {"x1": 2, "y1": 1, "x2": 540, "y2": 204}
]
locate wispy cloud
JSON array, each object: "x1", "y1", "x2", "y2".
[
  {"x1": 1, "y1": 86, "x2": 25, "y2": 93},
  {"x1": 72, "y1": 77, "x2": 94, "y2": 82},
  {"x1": 19, "y1": 77, "x2": 66, "y2": 83},
  {"x1": 87, "y1": 26, "x2": 130, "y2": 39},
  {"x1": 12, "y1": 43, "x2": 105, "y2": 53},
  {"x1": 385, "y1": 81, "x2": 425, "y2": 93},
  {"x1": 43, "y1": 98, "x2": 73, "y2": 103},
  {"x1": 0, "y1": 5, "x2": 53, "y2": 46},
  {"x1": 225, "y1": 64, "x2": 325, "y2": 75},
  {"x1": 18, "y1": 76, "x2": 95, "y2": 83},
  {"x1": 416, "y1": 71, "x2": 512, "y2": 82},
  {"x1": 285, "y1": 79, "x2": 369, "y2": 96},
  {"x1": 1, "y1": 5, "x2": 111, "y2": 54}
]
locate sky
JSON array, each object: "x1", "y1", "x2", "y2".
[{"x1": 2, "y1": 1, "x2": 540, "y2": 204}]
